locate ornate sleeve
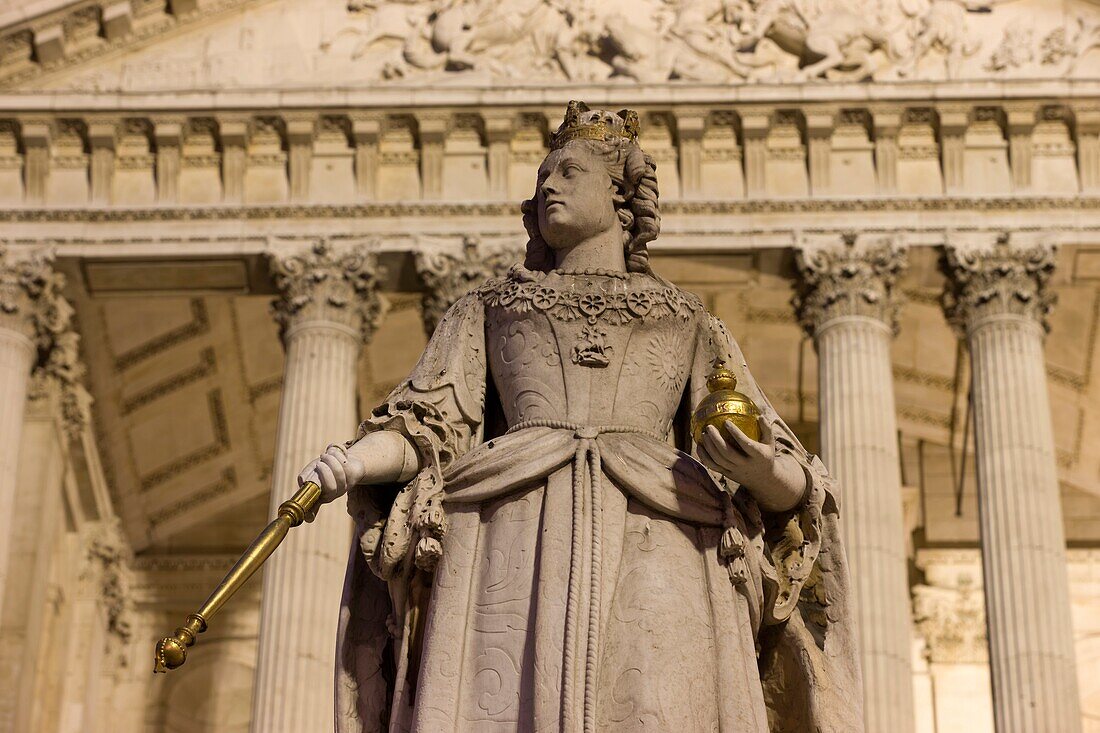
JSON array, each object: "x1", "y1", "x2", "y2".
[
  {"x1": 689, "y1": 311, "x2": 833, "y2": 623},
  {"x1": 350, "y1": 291, "x2": 488, "y2": 580},
  {"x1": 689, "y1": 311, "x2": 863, "y2": 732}
]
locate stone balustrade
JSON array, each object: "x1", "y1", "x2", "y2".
[{"x1": 0, "y1": 97, "x2": 1096, "y2": 207}]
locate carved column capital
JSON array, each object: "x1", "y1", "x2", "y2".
[
  {"x1": 81, "y1": 518, "x2": 135, "y2": 655},
  {"x1": 268, "y1": 239, "x2": 385, "y2": 344},
  {"x1": 941, "y1": 232, "x2": 1056, "y2": 335},
  {"x1": 913, "y1": 580, "x2": 988, "y2": 664},
  {"x1": 0, "y1": 244, "x2": 92, "y2": 439},
  {"x1": 30, "y1": 331, "x2": 93, "y2": 441},
  {"x1": 415, "y1": 236, "x2": 521, "y2": 334},
  {"x1": 793, "y1": 232, "x2": 908, "y2": 337},
  {"x1": 0, "y1": 244, "x2": 69, "y2": 342}
]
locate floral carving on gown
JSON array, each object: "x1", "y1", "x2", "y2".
[{"x1": 336, "y1": 266, "x2": 863, "y2": 733}]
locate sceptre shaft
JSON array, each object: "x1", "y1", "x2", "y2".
[{"x1": 152, "y1": 480, "x2": 322, "y2": 673}]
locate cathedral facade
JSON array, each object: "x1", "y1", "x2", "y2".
[{"x1": 0, "y1": 0, "x2": 1099, "y2": 731}]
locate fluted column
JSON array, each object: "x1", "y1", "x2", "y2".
[
  {"x1": 943, "y1": 234, "x2": 1081, "y2": 733},
  {"x1": 939, "y1": 106, "x2": 969, "y2": 194},
  {"x1": 415, "y1": 236, "x2": 521, "y2": 335},
  {"x1": 251, "y1": 240, "x2": 384, "y2": 733},
  {"x1": 872, "y1": 108, "x2": 901, "y2": 194},
  {"x1": 154, "y1": 119, "x2": 182, "y2": 204},
  {"x1": 0, "y1": 245, "x2": 72, "y2": 624},
  {"x1": 794, "y1": 233, "x2": 914, "y2": 733},
  {"x1": 675, "y1": 108, "x2": 706, "y2": 199},
  {"x1": 21, "y1": 120, "x2": 50, "y2": 204},
  {"x1": 742, "y1": 111, "x2": 769, "y2": 198}
]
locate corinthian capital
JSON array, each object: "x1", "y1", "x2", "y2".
[
  {"x1": 268, "y1": 239, "x2": 385, "y2": 343},
  {"x1": 0, "y1": 244, "x2": 70, "y2": 343},
  {"x1": 941, "y1": 232, "x2": 1056, "y2": 334},
  {"x1": 0, "y1": 244, "x2": 91, "y2": 439},
  {"x1": 30, "y1": 329, "x2": 93, "y2": 441},
  {"x1": 415, "y1": 236, "x2": 522, "y2": 334},
  {"x1": 793, "y1": 232, "x2": 908, "y2": 337}
]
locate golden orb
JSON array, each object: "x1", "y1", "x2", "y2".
[{"x1": 691, "y1": 365, "x2": 762, "y2": 444}]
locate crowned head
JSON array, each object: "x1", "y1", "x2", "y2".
[{"x1": 521, "y1": 101, "x2": 660, "y2": 274}]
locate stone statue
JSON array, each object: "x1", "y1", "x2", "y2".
[{"x1": 299, "y1": 101, "x2": 863, "y2": 732}]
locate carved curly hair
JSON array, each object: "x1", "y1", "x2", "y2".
[{"x1": 520, "y1": 138, "x2": 660, "y2": 275}]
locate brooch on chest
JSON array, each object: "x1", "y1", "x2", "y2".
[{"x1": 479, "y1": 274, "x2": 702, "y2": 369}]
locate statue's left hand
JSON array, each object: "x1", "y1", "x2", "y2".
[{"x1": 697, "y1": 418, "x2": 808, "y2": 513}]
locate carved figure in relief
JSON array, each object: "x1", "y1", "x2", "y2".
[
  {"x1": 312, "y1": 0, "x2": 1100, "y2": 85},
  {"x1": 732, "y1": 0, "x2": 899, "y2": 80},
  {"x1": 297, "y1": 101, "x2": 862, "y2": 732},
  {"x1": 894, "y1": 0, "x2": 982, "y2": 79}
]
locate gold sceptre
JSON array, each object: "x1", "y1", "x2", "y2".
[{"x1": 152, "y1": 480, "x2": 322, "y2": 673}]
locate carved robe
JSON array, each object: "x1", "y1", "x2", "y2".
[{"x1": 336, "y1": 266, "x2": 863, "y2": 733}]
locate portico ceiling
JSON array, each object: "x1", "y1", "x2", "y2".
[{"x1": 47, "y1": 242, "x2": 1100, "y2": 554}]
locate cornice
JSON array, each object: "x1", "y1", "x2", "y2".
[
  {"x1": 0, "y1": 0, "x2": 273, "y2": 89},
  {"x1": 0, "y1": 195, "x2": 1097, "y2": 225},
  {"x1": 1, "y1": 79, "x2": 1099, "y2": 111}
]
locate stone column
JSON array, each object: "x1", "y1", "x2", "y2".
[
  {"x1": 88, "y1": 121, "x2": 117, "y2": 206},
  {"x1": 1007, "y1": 104, "x2": 1036, "y2": 192},
  {"x1": 154, "y1": 119, "x2": 182, "y2": 204},
  {"x1": 938, "y1": 106, "x2": 969, "y2": 194},
  {"x1": 0, "y1": 246, "x2": 70, "y2": 624},
  {"x1": 742, "y1": 111, "x2": 769, "y2": 198},
  {"x1": 415, "y1": 236, "x2": 521, "y2": 334},
  {"x1": 416, "y1": 112, "x2": 447, "y2": 200},
  {"x1": 351, "y1": 113, "x2": 382, "y2": 200},
  {"x1": 21, "y1": 120, "x2": 50, "y2": 204},
  {"x1": 286, "y1": 116, "x2": 314, "y2": 202},
  {"x1": 942, "y1": 234, "x2": 1081, "y2": 733},
  {"x1": 484, "y1": 112, "x2": 513, "y2": 199},
  {"x1": 218, "y1": 117, "x2": 248, "y2": 203},
  {"x1": 872, "y1": 107, "x2": 901, "y2": 194},
  {"x1": 250, "y1": 240, "x2": 384, "y2": 733},
  {"x1": 675, "y1": 108, "x2": 706, "y2": 199},
  {"x1": 1073, "y1": 104, "x2": 1100, "y2": 193},
  {"x1": 806, "y1": 108, "x2": 835, "y2": 196},
  {"x1": 794, "y1": 232, "x2": 914, "y2": 733}
]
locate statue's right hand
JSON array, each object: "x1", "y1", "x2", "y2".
[{"x1": 298, "y1": 443, "x2": 367, "y2": 506}]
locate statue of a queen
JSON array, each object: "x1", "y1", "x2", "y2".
[{"x1": 298, "y1": 101, "x2": 864, "y2": 733}]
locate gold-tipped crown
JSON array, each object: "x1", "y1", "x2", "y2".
[{"x1": 549, "y1": 100, "x2": 640, "y2": 150}]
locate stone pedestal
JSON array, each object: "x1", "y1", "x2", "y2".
[
  {"x1": 943, "y1": 235, "x2": 1081, "y2": 733},
  {"x1": 795, "y1": 233, "x2": 915, "y2": 733},
  {"x1": 250, "y1": 240, "x2": 384, "y2": 733}
]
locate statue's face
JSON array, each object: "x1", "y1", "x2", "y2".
[{"x1": 535, "y1": 145, "x2": 618, "y2": 250}]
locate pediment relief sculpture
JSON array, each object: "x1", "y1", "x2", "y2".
[{"x1": 30, "y1": 0, "x2": 1100, "y2": 92}]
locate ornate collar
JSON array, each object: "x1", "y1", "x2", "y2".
[{"x1": 478, "y1": 266, "x2": 702, "y2": 325}]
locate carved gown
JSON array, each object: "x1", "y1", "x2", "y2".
[{"x1": 336, "y1": 266, "x2": 862, "y2": 733}]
